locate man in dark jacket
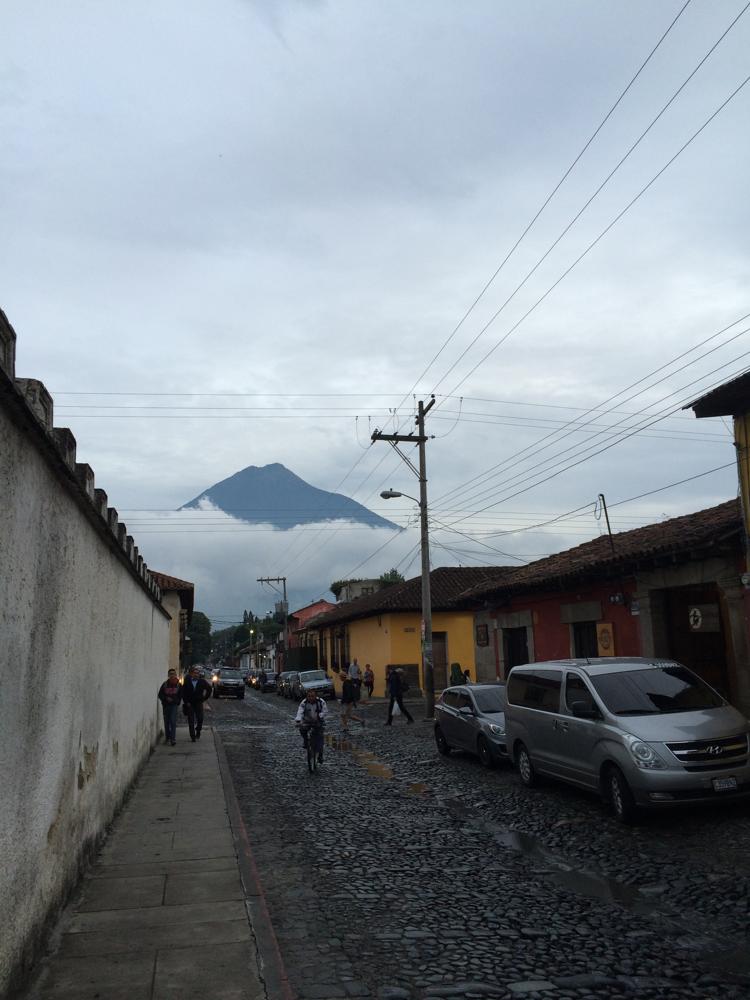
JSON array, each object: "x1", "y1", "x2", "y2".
[
  {"x1": 182, "y1": 665, "x2": 212, "y2": 741},
  {"x1": 385, "y1": 668, "x2": 414, "y2": 726}
]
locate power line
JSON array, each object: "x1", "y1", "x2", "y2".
[
  {"x1": 428, "y1": 2, "x2": 749, "y2": 398},
  {"x1": 442, "y1": 334, "x2": 747, "y2": 517},
  {"x1": 404, "y1": 0, "x2": 693, "y2": 396},
  {"x1": 435, "y1": 311, "x2": 750, "y2": 508},
  {"x1": 440, "y1": 71, "x2": 750, "y2": 405},
  {"x1": 446, "y1": 359, "x2": 749, "y2": 521}
]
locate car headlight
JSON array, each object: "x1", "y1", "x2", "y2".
[
  {"x1": 627, "y1": 738, "x2": 666, "y2": 769},
  {"x1": 489, "y1": 724, "x2": 505, "y2": 736}
]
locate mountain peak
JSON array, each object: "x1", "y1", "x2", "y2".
[{"x1": 181, "y1": 464, "x2": 400, "y2": 531}]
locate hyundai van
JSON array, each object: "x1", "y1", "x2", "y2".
[{"x1": 505, "y1": 657, "x2": 750, "y2": 822}]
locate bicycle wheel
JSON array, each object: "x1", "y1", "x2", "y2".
[{"x1": 307, "y1": 739, "x2": 316, "y2": 773}]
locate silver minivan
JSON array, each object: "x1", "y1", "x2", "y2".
[{"x1": 505, "y1": 657, "x2": 750, "y2": 822}]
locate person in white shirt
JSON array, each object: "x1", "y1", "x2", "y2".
[
  {"x1": 348, "y1": 659, "x2": 362, "y2": 705},
  {"x1": 295, "y1": 689, "x2": 329, "y2": 763}
]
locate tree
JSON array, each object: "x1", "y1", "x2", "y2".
[
  {"x1": 379, "y1": 568, "x2": 404, "y2": 587},
  {"x1": 189, "y1": 611, "x2": 212, "y2": 664},
  {"x1": 233, "y1": 623, "x2": 251, "y2": 645}
]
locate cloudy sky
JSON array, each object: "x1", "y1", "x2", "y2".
[{"x1": 3, "y1": 0, "x2": 749, "y2": 623}]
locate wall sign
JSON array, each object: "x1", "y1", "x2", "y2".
[
  {"x1": 596, "y1": 622, "x2": 615, "y2": 657},
  {"x1": 476, "y1": 624, "x2": 489, "y2": 647},
  {"x1": 688, "y1": 604, "x2": 720, "y2": 632}
]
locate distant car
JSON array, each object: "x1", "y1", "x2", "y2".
[
  {"x1": 212, "y1": 668, "x2": 246, "y2": 700},
  {"x1": 276, "y1": 671, "x2": 293, "y2": 696},
  {"x1": 292, "y1": 669, "x2": 336, "y2": 701},
  {"x1": 257, "y1": 669, "x2": 277, "y2": 692},
  {"x1": 282, "y1": 672, "x2": 300, "y2": 699},
  {"x1": 434, "y1": 684, "x2": 507, "y2": 767}
]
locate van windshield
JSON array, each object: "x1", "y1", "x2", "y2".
[
  {"x1": 300, "y1": 671, "x2": 326, "y2": 682},
  {"x1": 589, "y1": 666, "x2": 724, "y2": 716}
]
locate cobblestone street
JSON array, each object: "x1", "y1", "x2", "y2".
[{"x1": 213, "y1": 691, "x2": 750, "y2": 1000}]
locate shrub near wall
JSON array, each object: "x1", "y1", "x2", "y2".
[{"x1": 0, "y1": 315, "x2": 171, "y2": 995}]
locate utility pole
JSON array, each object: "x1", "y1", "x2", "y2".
[
  {"x1": 257, "y1": 576, "x2": 289, "y2": 666},
  {"x1": 372, "y1": 396, "x2": 436, "y2": 718},
  {"x1": 597, "y1": 493, "x2": 616, "y2": 555}
]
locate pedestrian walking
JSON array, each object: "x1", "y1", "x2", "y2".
[
  {"x1": 340, "y1": 673, "x2": 366, "y2": 729},
  {"x1": 349, "y1": 657, "x2": 362, "y2": 705},
  {"x1": 157, "y1": 668, "x2": 182, "y2": 746},
  {"x1": 181, "y1": 665, "x2": 212, "y2": 742},
  {"x1": 384, "y1": 668, "x2": 414, "y2": 725},
  {"x1": 363, "y1": 664, "x2": 374, "y2": 699},
  {"x1": 463, "y1": 669, "x2": 472, "y2": 684},
  {"x1": 450, "y1": 662, "x2": 466, "y2": 686}
]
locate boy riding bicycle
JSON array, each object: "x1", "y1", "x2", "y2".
[{"x1": 295, "y1": 688, "x2": 328, "y2": 763}]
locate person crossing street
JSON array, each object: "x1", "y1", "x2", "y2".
[{"x1": 385, "y1": 667, "x2": 414, "y2": 725}]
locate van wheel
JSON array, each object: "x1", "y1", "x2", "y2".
[
  {"x1": 516, "y1": 742, "x2": 536, "y2": 788},
  {"x1": 477, "y1": 736, "x2": 495, "y2": 769},
  {"x1": 434, "y1": 726, "x2": 451, "y2": 756},
  {"x1": 606, "y1": 765, "x2": 638, "y2": 824}
]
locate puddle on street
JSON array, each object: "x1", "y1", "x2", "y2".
[
  {"x1": 324, "y1": 735, "x2": 395, "y2": 779},
  {"x1": 407, "y1": 782, "x2": 430, "y2": 796}
]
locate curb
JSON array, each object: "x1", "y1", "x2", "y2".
[{"x1": 214, "y1": 727, "x2": 296, "y2": 1000}]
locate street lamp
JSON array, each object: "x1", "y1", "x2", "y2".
[{"x1": 380, "y1": 485, "x2": 434, "y2": 718}]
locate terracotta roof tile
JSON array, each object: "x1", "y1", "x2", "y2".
[
  {"x1": 687, "y1": 370, "x2": 750, "y2": 418},
  {"x1": 150, "y1": 571, "x2": 195, "y2": 591},
  {"x1": 311, "y1": 566, "x2": 514, "y2": 627},
  {"x1": 452, "y1": 499, "x2": 741, "y2": 604}
]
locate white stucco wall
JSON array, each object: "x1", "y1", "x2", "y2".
[
  {"x1": 160, "y1": 590, "x2": 182, "y2": 672},
  {"x1": 0, "y1": 405, "x2": 171, "y2": 994}
]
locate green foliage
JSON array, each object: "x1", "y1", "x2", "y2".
[
  {"x1": 378, "y1": 568, "x2": 405, "y2": 587},
  {"x1": 189, "y1": 610, "x2": 212, "y2": 664},
  {"x1": 330, "y1": 578, "x2": 361, "y2": 599}
]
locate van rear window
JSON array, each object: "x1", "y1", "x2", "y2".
[{"x1": 507, "y1": 670, "x2": 561, "y2": 712}]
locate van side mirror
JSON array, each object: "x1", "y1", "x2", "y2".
[
  {"x1": 458, "y1": 705, "x2": 474, "y2": 717},
  {"x1": 570, "y1": 700, "x2": 599, "y2": 720}
]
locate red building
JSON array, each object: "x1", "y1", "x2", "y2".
[
  {"x1": 458, "y1": 500, "x2": 750, "y2": 715},
  {"x1": 288, "y1": 600, "x2": 337, "y2": 649}
]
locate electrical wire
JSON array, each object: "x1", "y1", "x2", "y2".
[
  {"x1": 429, "y1": 2, "x2": 750, "y2": 398},
  {"x1": 442, "y1": 342, "x2": 748, "y2": 519},
  {"x1": 434, "y1": 311, "x2": 750, "y2": 508}
]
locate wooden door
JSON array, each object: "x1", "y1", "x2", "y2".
[
  {"x1": 432, "y1": 632, "x2": 448, "y2": 690},
  {"x1": 663, "y1": 584, "x2": 730, "y2": 696}
]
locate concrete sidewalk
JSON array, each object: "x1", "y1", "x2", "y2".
[{"x1": 23, "y1": 729, "x2": 266, "y2": 1000}]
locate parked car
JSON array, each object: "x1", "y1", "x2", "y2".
[
  {"x1": 276, "y1": 671, "x2": 293, "y2": 696},
  {"x1": 281, "y1": 672, "x2": 300, "y2": 699},
  {"x1": 212, "y1": 668, "x2": 246, "y2": 699},
  {"x1": 505, "y1": 657, "x2": 750, "y2": 823},
  {"x1": 434, "y1": 684, "x2": 507, "y2": 767},
  {"x1": 291, "y1": 669, "x2": 336, "y2": 701}
]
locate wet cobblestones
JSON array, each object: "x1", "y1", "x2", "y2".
[{"x1": 214, "y1": 692, "x2": 750, "y2": 1000}]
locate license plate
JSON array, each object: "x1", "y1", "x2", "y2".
[{"x1": 712, "y1": 776, "x2": 738, "y2": 792}]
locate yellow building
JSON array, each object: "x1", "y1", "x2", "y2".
[
  {"x1": 151, "y1": 571, "x2": 194, "y2": 675},
  {"x1": 309, "y1": 567, "x2": 510, "y2": 696}
]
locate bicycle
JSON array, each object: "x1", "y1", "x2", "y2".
[{"x1": 299, "y1": 721, "x2": 325, "y2": 773}]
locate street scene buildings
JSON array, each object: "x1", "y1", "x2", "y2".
[{"x1": 3, "y1": 4, "x2": 750, "y2": 1000}]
